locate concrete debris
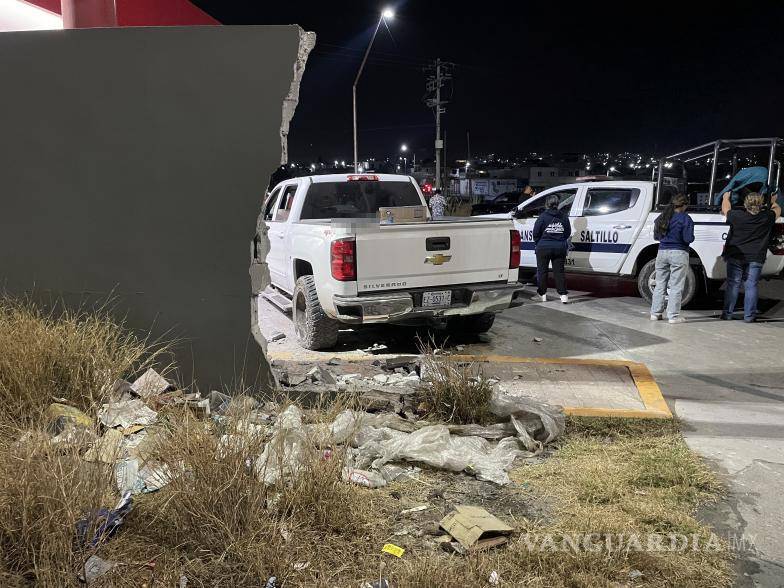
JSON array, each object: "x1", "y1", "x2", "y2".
[
  {"x1": 384, "y1": 356, "x2": 419, "y2": 371},
  {"x1": 79, "y1": 555, "x2": 115, "y2": 583},
  {"x1": 131, "y1": 368, "x2": 172, "y2": 399},
  {"x1": 99, "y1": 399, "x2": 158, "y2": 429},
  {"x1": 268, "y1": 330, "x2": 286, "y2": 342},
  {"x1": 532, "y1": 337, "x2": 543, "y2": 343},
  {"x1": 307, "y1": 365, "x2": 337, "y2": 385},
  {"x1": 326, "y1": 357, "x2": 341, "y2": 365},
  {"x1": 362, "y1": 343, "x2": 388, "y2": 354},
  {"x1": 45, "y1": 403, "x2": 92, "y2": 435}
]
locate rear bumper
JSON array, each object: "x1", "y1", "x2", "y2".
[{"x1": 332, "y1": 283, "x2": 525, "y2": 325}]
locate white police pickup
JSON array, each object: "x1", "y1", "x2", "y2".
[
  {"x1": 252, "y1": 174, "x2": 524, "y2": 350},
  {"x1": 503, "y1": 180, "x2": 784, "y2": 306}
]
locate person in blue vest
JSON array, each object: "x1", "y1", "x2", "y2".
[{"x1": 531, "y1": 194, "x2": 571, "y2": 303}]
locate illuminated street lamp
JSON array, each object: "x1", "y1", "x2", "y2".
[
  {"x1": 353, "y1": 8, "x2": 394, "y2": 172},
  {"x1": 400, "y1": 144, "x2": 408, "y2": 175}
]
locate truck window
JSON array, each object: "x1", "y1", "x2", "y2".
[
  {"x1": 273, "y1": 185, "x2": 297, "y2": 222},
  {"x1": 583, "y1": 188, "x2": 641, "y2": 216},
  {"x1": 263, "y1": 187, "x2": 282, "y2": 221},
  {"x1": 517, "y1": 189, "x2": 577, "y2": 218},
  {"x1": 300, "y1": 180, "x2": 422, "y2": 219}
]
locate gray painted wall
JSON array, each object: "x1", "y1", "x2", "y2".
[{"x1": 0, "y1": 25, "x2": 305, "y2": 392}]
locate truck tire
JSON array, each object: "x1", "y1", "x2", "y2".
[
  {"x1": 292, "y1": 275, "x2": 339, "y2": 350},
  {"x1": 637, "y1": 258, "x2": 698, "y2": 308},
  {"x1": 459, "y1": 313, "x2": 496, "y2": 334}
]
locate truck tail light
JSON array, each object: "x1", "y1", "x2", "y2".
[
  {"x1": 771, "y1": 223, "x2": 784, "y2": 255},
  {"x1": 331, "y1": 238, "x2": 357, "y2": 281},
  {"x1": 509, "y1": 230, "x2": 521, "y2": 268},
  {"x1": 347, "y1": 175, "x2": 379, "y2": 181}
]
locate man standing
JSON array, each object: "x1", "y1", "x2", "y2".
[
  {"x1": 721, "y1": 191, "x2": 781, "y2": 322},
  {"x1": 429, "y1": 188, "x2": 447, "y2": 220}
]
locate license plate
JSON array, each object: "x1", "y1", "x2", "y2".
[{"x1": 422, "y1": 290, "x2": 451, "y2": 308}]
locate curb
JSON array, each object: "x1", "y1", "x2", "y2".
[{"x1": 269, "y1": 351, "x2": 672, "y2": 420}]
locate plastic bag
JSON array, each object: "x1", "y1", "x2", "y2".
[
  {"x1": 489, "y1": 386, "x2": 565, "y2": 444},
  {"x1": 356, "y1": 425, "x2": 527, "y2": 485},
  {"x1": 255, "y1": 406, "x2": 312, "y2": 485}
]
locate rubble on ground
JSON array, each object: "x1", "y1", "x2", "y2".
[{"x1": 24, "y1": 359, "x2": 565, "y2": 557}]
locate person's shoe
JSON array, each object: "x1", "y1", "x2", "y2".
[
  {"x1": 530, "y1": 294, "x2": 547, "y2": 302},
  {"x1": 668, "y1": 316, "x2": 686, "y2": 324},
  {"x1": 650, "y1": 314, "x2": 662, "y2": 321},
  {"x1": 744, "y1": 317, "x2": 757, "y2": 323},
  {"x1": 560, "y1": 294, "x2": 569, "y2": 304},
  {"x1": 720, "y1": 313, "x2": 732, "y2": 320}
]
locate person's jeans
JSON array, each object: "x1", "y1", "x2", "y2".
[
  {"x1": 650, "y1": 249, "x2": 689, "y2": 320},
  {"x1": 723, "y1": 259, "x2": 764, "y2": 322},
  {"x1": 535, "y1": 247, "x2": 567, "y2": 295}
]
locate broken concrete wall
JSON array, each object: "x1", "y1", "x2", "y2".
[{"x1": 0, "y1": 25, "x2": 313, "y2": 393}]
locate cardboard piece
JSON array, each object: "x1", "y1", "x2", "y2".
[{"x1": 439, "y1": 505, "x2": 514, "y2": 550}]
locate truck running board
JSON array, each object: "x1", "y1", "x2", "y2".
[{"x1": 262, "y1": 288, "x2": 293, "y2": 314}]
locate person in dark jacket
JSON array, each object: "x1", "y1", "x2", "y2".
[
  {"x1": 531, "y1": 194, "x2": 571, "y2": 303},
  {"x1": 721, "y1": 191, "x2": 781, "y2": 322},
  {"x1": 650, "y1": 194, "x2": 694, "y2": 324}
]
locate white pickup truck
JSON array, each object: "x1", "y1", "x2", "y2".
[
  {"x1": 503, "y1": 180, "x2": 784, "y2": 306},
  {"x1": 252, "y1": 173, "x2": 524, "y2": 349}
]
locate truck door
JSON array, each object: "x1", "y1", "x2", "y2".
[
  {"x1": 513, "y1": 187, "x2": 580, "y2": 270},
  {"x1": 272, "y1": 183, "x2": 299, "y2": 292},
  {"x1": 263, "y1": 186, "x2": 285, "y2": 287},
  {"x1": 571, "y1": 186, "x2": 645, "y2": 273}
]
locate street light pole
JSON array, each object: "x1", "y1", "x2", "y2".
[{"x1": 353, "y1": 9, "x2": 394, "y2": 172}]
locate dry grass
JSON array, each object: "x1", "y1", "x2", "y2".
[
  {"x1": 0, "y1": 297, "x2": 733, "y2": 586},
  {"x1": 0, "y1": 429, "x2": 115, "y2": 586},
  {"x1": 418, "y1": 351, "x2": 493, "y2": 424},
  {"x1": 0, "y1": 296, "x2": 167, "y2": 426}
]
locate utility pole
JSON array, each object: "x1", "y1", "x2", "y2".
[{"x1": 425, "y1": 59, "x2": 453, "y2": 190}]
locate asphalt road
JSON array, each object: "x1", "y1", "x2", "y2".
[{"x1": 258, "y1": 276, "x2": 784, "y2": 586}]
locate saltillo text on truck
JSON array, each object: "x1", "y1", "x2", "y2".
[
  {"x1": 251, "y1": 173, "x2": 524, "y2": 350},
  {"x1": 498, "y1": 139, "x2": 784, "y2": 307}
]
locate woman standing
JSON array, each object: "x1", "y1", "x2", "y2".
[
  {"x1": 650, "y1": 194, "x2": 694, "y2": 324},
  {"x1": 532, "y1": 194, "x2": 571, "y2": 303}
]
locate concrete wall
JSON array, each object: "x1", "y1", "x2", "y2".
[{"x1": 0, "y1": 25, "x2": 311, "y2": 393}]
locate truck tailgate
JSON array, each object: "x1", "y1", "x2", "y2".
[{"x1": 354, "y1": 220, "x2": 512, "y2": 292}]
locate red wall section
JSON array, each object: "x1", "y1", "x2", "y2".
[{"x1": 24, "y1": 0, "x2": 219, "y2": 25}]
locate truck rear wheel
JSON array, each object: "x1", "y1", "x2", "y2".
[
  {"x1": 637, "y1": 258, "x2": 698, "y2": 308},
  {"x1": 292, "y1": 275, "x2": 339, "y2": 350},
  {"x1": 458, "y1": 313, "x2": 496, "y2": 334}
]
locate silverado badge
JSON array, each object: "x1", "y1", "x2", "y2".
[{"x1": 424, "y1": 253, "x2": 452, "y2": 265}]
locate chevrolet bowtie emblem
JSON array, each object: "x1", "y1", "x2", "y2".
[{"x1": 424, "y1": 253, "x2": 452, "y2": 265}]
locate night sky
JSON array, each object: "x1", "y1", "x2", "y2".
[{"x1": 192, "y1": 1, "x2": 784, "y2": 164}]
